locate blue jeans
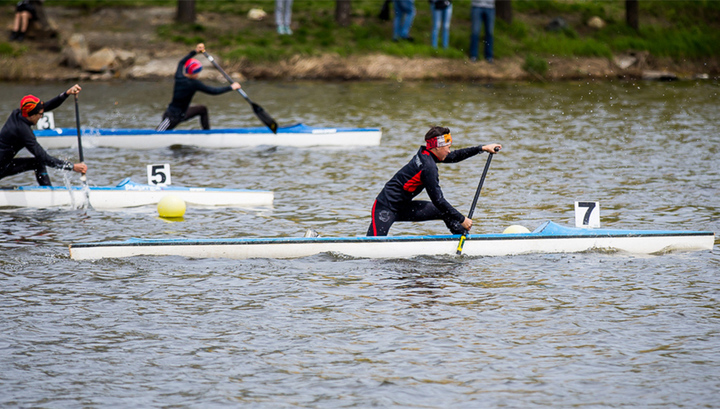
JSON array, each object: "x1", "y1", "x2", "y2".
[
  {"x1": 469, "y1": 6, "x2": 494, "y2": 61},
  {"x1": 393, "y1": 0, "x2": 416, "y2": 40},
  {"x1": 430, "y1": 2, "x2": 452, "y2": 49}
]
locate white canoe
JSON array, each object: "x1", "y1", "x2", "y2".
[
  {"x1": 69, "y1": 221, "x2": 715, "y2": 260},
  {"x1": 0, "y1": 178, "x2": 273, "y2": 209},
  {"x1": 34, "y1": 123, "x2": 382, "y2": 149}
]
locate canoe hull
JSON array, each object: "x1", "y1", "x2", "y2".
[
  {"x1": 69, "y1": 222, "x2": 715, "y2": 260},
  {"x1": 35, "y1": 123, "x2": 382, "y2": 149},
  {"x1": 0, "y1": 180, "x2": 273, "y2": 209}
]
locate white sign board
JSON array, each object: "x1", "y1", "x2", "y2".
[
  {"x1": 575, "y1": 201, "x2": 600, "y2": 228},
  {"x1": 147, "y1": 164, "x2": 172, "y2": 186},
  {"x1": 36, "y1": 112, "x2": 55, "y2": 130}
]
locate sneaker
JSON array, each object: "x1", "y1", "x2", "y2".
[
  {"x1": 470, "y1": 57, "x2": 478, "y2": 62},
  {"x1": 277, "y1": 25, "x2": 285, "y2": 35},
  {"x1": 9, "y1": 31, "x2": 17, "y2": 41},
  {"x1": 286, "y1": 26, "x2": 293, "y2": 35}
]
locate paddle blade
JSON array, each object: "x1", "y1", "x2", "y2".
[
  {"x1": 456, "y1": 234, "x2": 467, "y2": 255},
  {"x1": 252, "y1": 102, "x2": 278, "y2": 134}
]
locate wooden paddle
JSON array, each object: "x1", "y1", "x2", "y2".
[
  {"x1": 74, "y1": 94, "x2": 90, "y2": 205},
  {"x1": 456, "y1": 147, "x2": 499, "y2": 255},
  {"x1": 202, "y1": 51, "x2": 278, "y2": 134}
]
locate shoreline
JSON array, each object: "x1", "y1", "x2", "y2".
[{"x1": 2, "y1": 6, "x2": 717, "y2": 83}]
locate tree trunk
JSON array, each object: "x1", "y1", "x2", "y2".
[
  {"x1": 177, "y1": 0, "x2": 196, "y2": 24},
  {"x1": 29, "y1": 0, "x2": 58, "y2": 39},
  {"x1": 626, "y1": 0, "x2": 639, "y2": 31},
  {"x1": 335, "y1": 0, "x2": 352, "y2": 27},
  {"x1": 496, "y1": 0, "x2": 513, "y2": 24}
]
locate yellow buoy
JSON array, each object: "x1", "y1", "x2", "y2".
[
  {"x1": 503, "y1": 225, "x2": 531, "y2": 234},
  {"x1": 157, "y1": 195, "x2": 186, "y2": 218}
]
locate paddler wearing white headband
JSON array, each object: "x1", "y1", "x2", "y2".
[{"x1": 367, "y1": 125, "x2": 501, "y2": 236}]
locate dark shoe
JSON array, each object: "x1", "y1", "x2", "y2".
[
  {"x1": 9, "y1": 31, "x2": 17, "y2": 41},
  {"x1": 15, "y1": 31, "x2": 25, "y2": 42},
  {"x1": 469, "y1": 57, "x2": 478, "y2": 62},
  {"x1": 392, "y1": 38, "x2": 399, "y2": 42},
  {"x1": 404, "y1": 36, "x2": 415, "y2": 42}
]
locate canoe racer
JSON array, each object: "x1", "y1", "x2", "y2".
[
  {"x1": 367, "y1": 126, "x2": 501, "y2": 236},
  {"x1": 156, "y1": 43, "x2": 241, "y2": 131},
  {"x1": 0, "y1": 85, "x2": 87, "y2": 186}
]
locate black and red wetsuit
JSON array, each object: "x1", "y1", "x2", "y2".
[
  {"x1": 155, "y1": 50, "x2": 233, "y2": 131},
  {"x1": 367, "y1": 145, "x2": 484, "y2": 236},
  {"x1": 0, "y1": 92, "x2": 74, "y2": 186}
]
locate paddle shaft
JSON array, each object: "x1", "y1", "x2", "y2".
[
  {"x1": 202, "y1": 51, "x2": 279, "y2": 133},
  {"x1": 456, "y1": 148, "x2": 498, "y2": 255},
  {"x1": 74, "y1": 94, "x2": 84, "y2": 164},
  {"x1": 202, "y1": 52, "x2": 252, "y2": 102},
  {"x1": 73, "y1": 94, "x2": 87, "y2": 185}
]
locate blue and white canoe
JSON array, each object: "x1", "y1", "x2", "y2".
[
  {"x1": 34, "y1": 123, "x2": 382, "y2": 149},
  {"x1": 0, "y1": 178, "x2": 273, "y2": 209},
  {"x1": 68, "y1": 221, "x2": 715, "y2": 260}
]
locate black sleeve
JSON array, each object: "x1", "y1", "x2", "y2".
[
  {"x1": 421, "y1": 162, "x2": 465, "y2": 223},
  {"x1": 442, "y1": 145, "x2": 483, "y2": 163},
  {"x1": 21, "y1": 126, "x2": 72, "y2": 170},
  {"x1": 192, "y1": 79, "x2": 233, "y2": 96},
  {"x1": 42, "y1": 92, "x2": 69, "y2": 112}
]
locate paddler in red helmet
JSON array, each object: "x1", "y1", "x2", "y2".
[
  {"x1": 156, "y1": 43, "x2": 241, "y2": 132},
  {"x1": 0, "y1": 85, "x2": 87, "y2": 186},
  {"x1": 367, "y1": 126, "x2": 501, "y2": 236}
]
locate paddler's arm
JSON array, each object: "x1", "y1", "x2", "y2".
[
  {"x1": 444, "y1": 143, "x2": 502, "y2": 163},
  {"x1": 481, "y1": 143, "x2": 502, "y2": 153}
]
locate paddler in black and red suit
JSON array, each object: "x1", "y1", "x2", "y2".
[
  {"x1": 156, "y1": 43, "x2": 241, "y2": 131},
  {"x1": 0, "y1": 84, "x2": 87, "y2": 186},
  {"x1": 367, "y1": 126, "x2": 502, "y2": 236}
]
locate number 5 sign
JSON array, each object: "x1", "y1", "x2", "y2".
[
  {"x1": 575, "y1": 201, "x2": 600, "y2": 228},
  {"x1": 147, "y1": 164, "x2": 172, "y2": 186}
]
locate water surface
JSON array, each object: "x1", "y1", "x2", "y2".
[{"x1": 1, "y1": 79, "x2": 718, "y2": 408}]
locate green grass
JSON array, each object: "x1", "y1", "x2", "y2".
[
  {"x1": 3, "y1": 0, "x2": 718, "y2": 63},
  {"x1": 0, "y1": 41, "x2": 25, "y2": 57}
]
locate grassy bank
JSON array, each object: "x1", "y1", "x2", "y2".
[
  {"x1": 4, "y1": 0, "x2": 717, "y2": 61},
  {"x1": 1, "y1": 0, "x2": 718, "y2": 79}
]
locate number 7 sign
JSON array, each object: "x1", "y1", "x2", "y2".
[{"x1": 575, "y1": 201, "x2": 600, "y2": 228}]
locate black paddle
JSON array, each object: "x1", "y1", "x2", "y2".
[
  {"x1": 202, "y1": 51, "x2": 278, "y2": 134},
  {"x1": 456, "y1": 146, "x2": 500, "y2": 255},
  {"x1": 74, "y1": 94, "x2": 90, "y2": 206}
]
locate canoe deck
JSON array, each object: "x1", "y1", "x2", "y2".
[
  {"x1": 69, "y1": 221, "x2": 715, "y2": 260},
  {"x1": 0, "y1": 178, "x2": 273, "y2": 209},
  {"x1": 35, "y1": 123, "x2": 382, "y2": 149}
]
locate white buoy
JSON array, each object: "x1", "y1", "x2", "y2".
[{"x1": 503, "y1": 225, "x2": 531, "y2": 234}]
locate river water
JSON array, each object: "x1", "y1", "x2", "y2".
[{"x1": 1, "y1": 79, "x2": 719, "y2": 408}]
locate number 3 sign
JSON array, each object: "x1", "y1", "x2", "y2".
[{"x1": 147, "y1": 164, "x2": 172, "y2": 186}]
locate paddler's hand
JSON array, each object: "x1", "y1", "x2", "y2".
[
  {"x1": 196, "y1": 43, "x2": 205, "y2": 53},
  {"x1": 231, "y1": 82, "x2": 241, "y2": 90},
  {"x1": 462, "y1": 217, "x2": 473, "y2": 231},
  {"x1": 73, "y1": 163, "x2": 87, "y2": 174},
  {"x1": 66, "y1": 84, "x2": 82, "y2": 95},
  {"x1": 481, "y1": 143, "x2": 502, "y2": 153}
]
